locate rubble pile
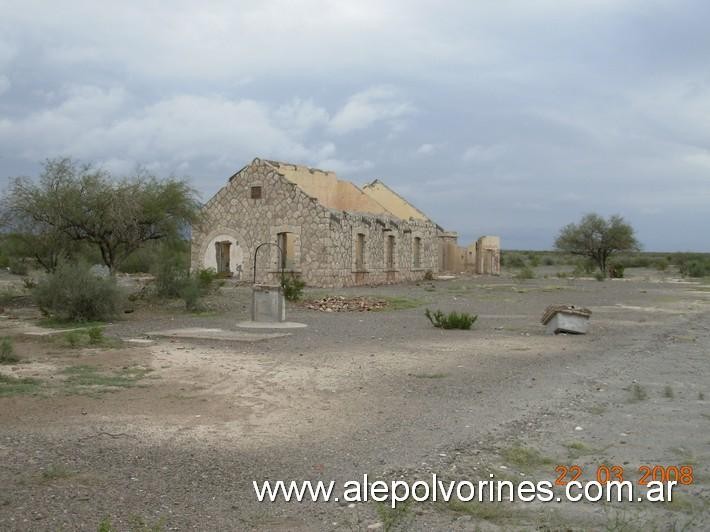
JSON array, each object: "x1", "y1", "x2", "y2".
[{"x1": 303, "y1": 296, "x2": 388, "y2": 312}]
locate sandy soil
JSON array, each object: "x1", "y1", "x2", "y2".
[{"x1": 1, "y1": 268, "x2": 709, "y2": 530}]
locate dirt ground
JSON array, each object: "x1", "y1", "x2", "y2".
[{"x1": 1, "y1": 267, "x2": 709, "y2": 531}]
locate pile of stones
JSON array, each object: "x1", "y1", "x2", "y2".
[{"x1": 303, "y1": 296, "x2": 387, "y2": 312}]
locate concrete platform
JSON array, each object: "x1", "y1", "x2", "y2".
[
  {"x1": 236, "y1": 321, "x2": 308, "y2": 329},
  {"x1": 145, "y1": 327, "x2": 290, "y2": 342}
]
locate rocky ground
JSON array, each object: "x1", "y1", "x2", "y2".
[{"x1": 1, "y1": 267, "x2": 709, "y2": 530}]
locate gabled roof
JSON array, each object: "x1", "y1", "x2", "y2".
[
  {"x1": 264, "y1": 160, "x2": 391, "y2": 216},
  {"x1": 361, "y1": 179, "x2": 430, "y2": 222}
]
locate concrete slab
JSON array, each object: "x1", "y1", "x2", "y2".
[
  {"x1": 236, "y1": 321, "x2": 308, "y2": 329},
  {"x1": 124, "y1": 338, "x2": 155, "y2": 345},
  {"x1": 24, "y1": 326, "x2": 97, "y2": 337},
  {"x1": 145, "y1": 327, "x2": 290, "y2": 342}
]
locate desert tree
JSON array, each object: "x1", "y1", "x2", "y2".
[
  {"x1": 554, "y1": 213, "x2": 640, "y2": 275},
  {"x1": 2, "y1": 158, "x2": 202, "y2": 272}
]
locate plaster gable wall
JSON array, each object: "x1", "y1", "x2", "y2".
[{"x1": 362, "y1": 180, "x2": 429, "y2": 221}]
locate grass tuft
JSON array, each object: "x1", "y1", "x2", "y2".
[
  {"x1": 501, "y1": 445, "x2": 553, "y2": 472},
  {"x1": 0, "y1": 373, "x2": 42, "y2": 397},
  {"x1": 425, "y1": 308, "x2": 477, "y2": 329},
  {"x1": 40, "y1": 464, "x2": 74, "y2": 482},
  {"x1": 629, "y1": 383, "x2": 647, "y2": 402},
  {"x1": 61, "y1": 365, "x2": 152, "y2": 394},
  {"x1": 376, "y1": 500, "x2": 412, "y2": 532},
  {"x1": 0, "y1": 337, "x2": 19, "y2": 364},
  {"x1": 446, "y1": 500, "x2": 513, "y2": 523}
]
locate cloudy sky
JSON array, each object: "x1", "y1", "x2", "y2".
[{"x1": 1, "y1": 0, "x2": 708, "y2": 250}]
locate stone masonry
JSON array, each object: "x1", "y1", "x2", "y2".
[{"x1": 191, "y1": 158, "x2": 439, "y2": 288}]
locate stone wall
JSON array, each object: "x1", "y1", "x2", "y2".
[{"x1": 191, "y1": 159, "x2": 439, "y2": 288}]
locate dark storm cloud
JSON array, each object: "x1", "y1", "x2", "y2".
[{"x1": 0, "y1": 0, "x2": 708, "y2": 250}]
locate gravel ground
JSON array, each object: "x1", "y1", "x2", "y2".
[{"x1": 1, "y1": 268, "x2": 709, "y2": 530}]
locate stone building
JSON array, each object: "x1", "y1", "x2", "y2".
[
  {"x1": 191, "y1": 158, "x2": 501, "y2": 287},
  {"x1": 191, "y1": 158, "x2": 441, "y2": 287}
]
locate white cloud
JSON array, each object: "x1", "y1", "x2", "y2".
[
  {"x1": 273, "y1": 98, "x2": 330, "y2": 135},
  {"x1": 416, "y1": 143, "x2": 435, "y2": 155},
  {"x1": 462, "y1": 144, "x2": 506, "y2": 163},
  {"x1": 329, "y1": 86, "x2": 413, "y2": 134},
  {"x1": 0, "y1": 88, "x2": 327, "y2": 174}
]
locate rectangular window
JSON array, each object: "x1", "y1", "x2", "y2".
[
  {"x1": 413, "y1": 237, "x2": 421, "y2": 268},
  {"x1": 386, "y1": 235, "x2": 395, "y2": 269},
  {"x1": 355, "y1": 233, "x2": 365, "y2": 270},
  {"x1": 250, "y1": 186, "x2": 262, "y2": 199}
]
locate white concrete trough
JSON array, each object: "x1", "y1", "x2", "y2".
[
  {"x1": 541, "y1": 305, "x2": 592, "y2": 335},
  {"x1": 251, "y1": 284, "x2": 286, "y2": 323}
]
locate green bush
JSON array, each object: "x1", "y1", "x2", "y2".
[
  {"x1": 87, "y1": 326, "x2": 104, "y2": 345},
  {"x1": 423, "y1": 269, "x2": 434, "y2": 281},
  {"x1": 514, "y1": 266, "x2": 535, "y2": 280},
  {"x1": 0, "y1": 337, "x2": 19, "y2": 364},
  {"x1": 608, "y1": 263, "x2": 625, "y2": 278},
  {"x1": 425, "y1": 308, "x2": 477, "y2": 330},
  {"x1": 179, "y1": 278, "x2": 202, "y2": 311},
  {"x1": 505, "y1": 255, "x2": 526, "y2": 268},
  {"x1": 118, "y1": 247, "x2": 155, "y2": 274},
  {"x1": 619, "y1": 255, "x2": 651, "y2": 268},
  {"x1": 33, "y1": 262, "x2": 123, "y2": 322},
  {"x1": 527, "y1": 254, "x2": 541, "y2": 267},
  {"x1": 573, "y1": 259, "x2": 596, "y2": 276},
  {"x1": 685, "y1": 259, "x2": 710, "y2": 278},
  {"x1": 64, "y1": 330, "x2": 83, "y2": 347},
  {"x1": 282, "y1": 274, "x2": 305, "y2": 301},
  {"x1": 655, "y1": 258, "x2": 669, "y2": 271},
  {"x1": 152, "y1": 260, "x2": 187, "y2": 298},
  {"x1": 8, "y1": 258, "x2": 29, "y2": 276},
  {"x1": 594, "y1": 271, "x2": 606, "y2": 282},
  {"x1": 542, "y1": 256, "x2": 555, "y2": 266},
  {"x1": 196, "y1": 268, "x2": 220, "y2": 290}
]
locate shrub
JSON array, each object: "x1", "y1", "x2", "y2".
[
  {"x1": 527, "y1": 254, "x2": 541, "y2": 267},
  {"x1": 196, "y1": 268, "x2": 220, "y2": 291},
  {"x1": 608, "y1": 263, "x2": 625, "y2": 278},
  {"x1": 573, "y1": 259, "x2": 596, "y2": 276},
  {"x1": 505, "y1": 255, "x2": 526, "y2": 268},
  {"x1": 0, "y1": 337, "x2": 19, "y2": 364},
  {"x1": 64, "y1": 330, "x2": 83, "y2": 347},
  {"x1": 655, "y1": 258, "x2": 669, "y2": 271},
  {"x1": 425, "y1": 308, "x2": 477, "y2": 330},
  {"x1": 8, "y1": 258, "x2": 29, "y2": 276},
  {"x1": 179, "y1": 278, "x2": 203, "y2": 311},
  {"x1": 514, "y1": 266, "x2": 535, "y2": 280},
  {"x1": 22, "y1": 277, "x2": 37, "y2": 290},
  {"x1": 594, "y1": 271, "x2": 606, "y2": 282},
  {"x1": 87, "y1": 326, "x2": 104, "y2": 345},
  {"x1": 282, "y1": 274, "x2": 305, "y2": 301},
  {"x1": 685, "y1": 259, "x2": 710, "y2": 278},
  {"x1": 33, "y1": 262, "x2": 123, "y2": 322},
  {"x1": 152, "y1": 259, "x2": 187, "y2": 298},
  {"x1": 423, "y1": 269, "x2": 434, "y2": 281},
  {"x1": 543, "y1": 256, "x2": 555, "y2": 266}
]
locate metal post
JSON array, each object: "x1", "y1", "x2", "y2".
[{"x1": 252, "y1": 242, "x2": 284, "y2": 285}]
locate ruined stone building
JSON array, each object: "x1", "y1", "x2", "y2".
[{"x1": 191, "y1": 158, "x2": 499, "y2": 287}]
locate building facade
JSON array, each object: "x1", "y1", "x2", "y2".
[{"x1": 191, "y1": 158, "x2": 439, "y2": 288}]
